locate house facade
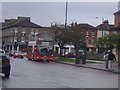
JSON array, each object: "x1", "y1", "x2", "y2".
[
  {"x1": 2, "y1": 17, "x2": 51, "y2": 52},
  {"x1": 96, "y1": 20, "x2": 114, "y2": 53},
  {"x1": 78, "y1": 23, "x2": 97, "y2": 53},
  {"x1": 96, "y1": 20, "x2": 114, "y2": 38}
]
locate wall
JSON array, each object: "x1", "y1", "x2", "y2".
[{"x1": 114, "y1": 13, "x2": 120, "y2": 27}]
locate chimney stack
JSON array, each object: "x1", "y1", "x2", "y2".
[{"x1": 18, "y1": 17, "x2": 30, "y2": 21}]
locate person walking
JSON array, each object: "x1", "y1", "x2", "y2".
[
  {"x1": 108, "y1": 50, "x2": 116, "y2": 71},
  {"x1": 103, "y1": 51, "x2": 109, "y2": 69}
]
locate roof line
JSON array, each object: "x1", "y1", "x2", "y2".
[{"x1": 2, "y1": 18, "x2": 29, "y2": 29}]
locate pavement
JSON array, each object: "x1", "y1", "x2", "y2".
[{"x1": 53, "y1": 58, "x2": 120, "y2": 74}]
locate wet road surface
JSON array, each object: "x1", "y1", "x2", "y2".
[{"x1": 1, "y1": 57, "x2": 118, "y2": 88}]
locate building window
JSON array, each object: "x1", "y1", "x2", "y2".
[
  {"x1": 10, "y1": 37, "x2": 13, "y2": 42},
  {"x1": 86, "y1": 37, "x2": 88, "y2": 43},
  {"x1": 22, "y1": 28, "x2": 25, "y2": 33},
  {"x1": 14, "y1": 36, "x2": 17, "y2": 42},
  {"x1": 21, "y1": 32, "x2": 25, "y2": 42},
  {"x1": 86, "y1": 30, "x2": 88, "y2": 35},
  {"x1": 92, "y1": 35, "x2": 94, "y2": 38},
  {"x1": 14, "y1": 28, "x2": 18, "y2": 33},
  {"x1": 31, "y1": 28, "x2": 35, "y2": 33},
  {"x1": 81, "y1": 31, "x2": 83, "y2": 34},
  {"x1": 92, "y1": 37, "x2": 94, "y2": 42},
  {"x1": 11, "y1": 28, "x2": 13, "y2": 33},
  {"x1": 21, "y1": 36, "x2": 25, "y2": 42},
  {"x1": 92, "y1": 30, "x2": 94, "y2": 35},
  {"x1": 35, "y1": 28, "x2": 38, "y2": 33}
]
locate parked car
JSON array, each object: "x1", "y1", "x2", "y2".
[
  {"x1": 0, "y1": 53, "x2": 11, "y2": 78},
  {"x1": 9, "y1": 51, "x2": 15, "y2": 56},
  {"x1": 13, "y1": 51, "x2": 24, "y2": 58},
  {"x1": 62, "y1": 52, "x2": 76, "y2": 58}
]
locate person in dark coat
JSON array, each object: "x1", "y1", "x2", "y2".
[{"x1": 108, "y1": 50, "x2": 116, "y2": 70}]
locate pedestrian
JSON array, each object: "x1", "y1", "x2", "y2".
[
  {"x1": 107, "y1": 50, "x2": 116, "y2": 71},
  {"x1": 103, "y1": 51, "x2": 109, "y2": 69}
]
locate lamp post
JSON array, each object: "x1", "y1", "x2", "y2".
[
  {"x1": 96, "y1": 17, "x2": 104, "y2": 37},
  {"x1": 65, "y1": 0, "x2": 68, "y2": 28}
]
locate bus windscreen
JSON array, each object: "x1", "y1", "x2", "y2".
[{"x1": 38, "y1": 47, "x2": 53, "y2": 56}]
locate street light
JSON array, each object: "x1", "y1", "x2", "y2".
[
  {"x1": 96, "y1": 17, "x2": 104, "y2": 37},
  {"x1": 96, "y1": 17, "x2": 104, "y2": 23},
  {"x1": 65, "y1": 0, "x2": 68, "y2": 28}
]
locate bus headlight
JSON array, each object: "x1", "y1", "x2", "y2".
[{"x1": 37, "y1": 57, "x2": 39, "y2": 59}]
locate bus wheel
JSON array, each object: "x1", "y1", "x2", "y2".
[
  {"x1": 28, "y1": 56, "x2": 31, "y2": 60},
  {"x1": 47, "y1": 60, "x2": 49, "y2": 62},
  {"x1": 28, "y1": 58, "x2": 31, "y2": 60}
]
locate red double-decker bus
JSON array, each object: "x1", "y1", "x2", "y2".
[{"x1": 26, "y1": 32, "x2": 54, "y2": 62}]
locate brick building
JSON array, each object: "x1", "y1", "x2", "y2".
[
  {"x1": 77, "y1": 23, "x2": 97, "y2": 53},
  {"x1": 109, "y1": 10, "x2": 120, "y2": 63},
  {"x1": 109, "y1": 11, "x2": 120, "y2": 34}
]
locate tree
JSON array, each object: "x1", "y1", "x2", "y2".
[
  {"x1": 96, "y1": 34, "x2": 120, "y2": 66},
  {"x1": 112, "y1": 34, "x2": 120, "y2": 66},
  {"x1": 51, "y1": 24, "x2": 68, "y2": 57},
  {"x1": 67, "y1": 23, "x2": 85, "y2": 64},
  {"x1": 51, "y1": 22, "x2": 86, "y2": 64},
  {"x1": 96, "y1": 35, "x2": 115, "y2": 51}
]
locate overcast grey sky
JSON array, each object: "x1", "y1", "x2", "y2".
[{"x1": 2, "y1": 2, "x2": 118, "y2": 27}]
